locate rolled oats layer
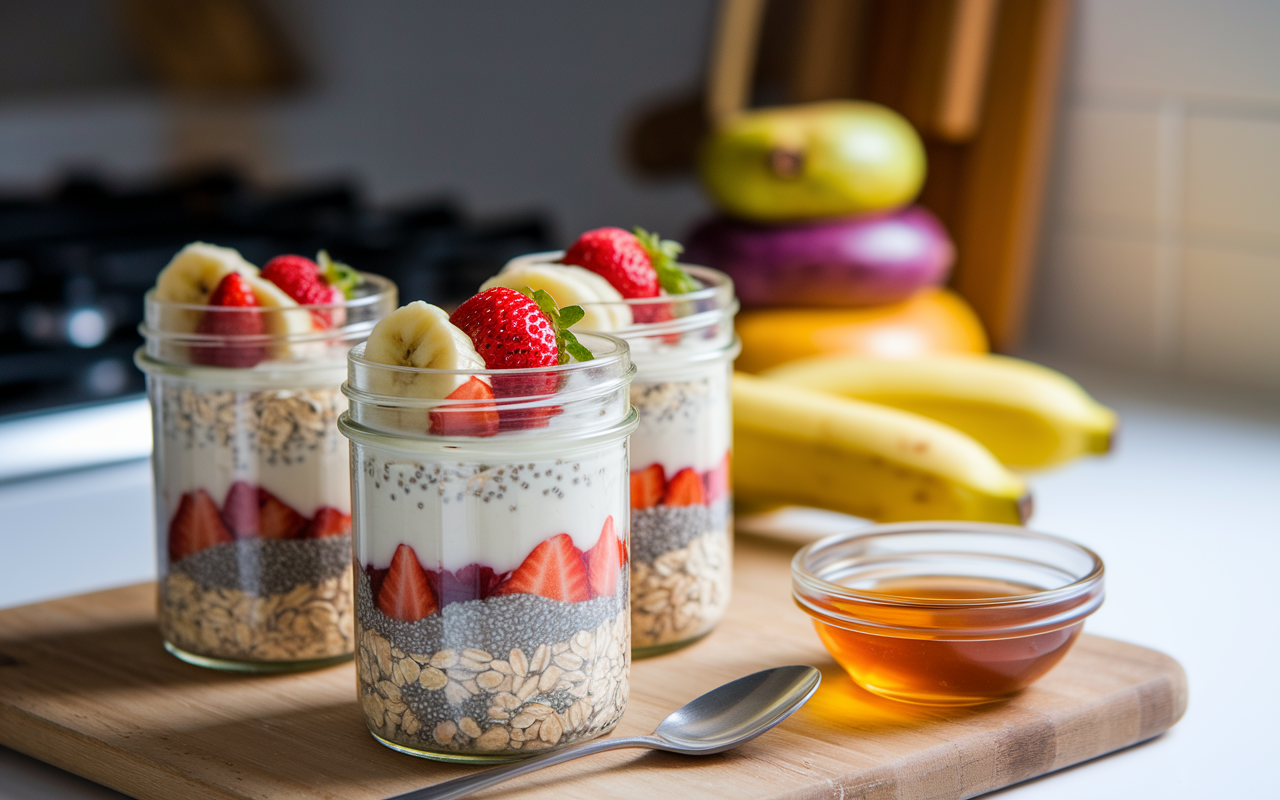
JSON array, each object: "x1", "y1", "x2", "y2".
[
  {"x1": 355, "y1": 569, "x2": 629, "y2": 756},
  {"x1": 159, "y1": 541, "x2": 355, "y2": 663},
  {"x1": 630, "y1": 524, "x2": 731, "y2": 649}
]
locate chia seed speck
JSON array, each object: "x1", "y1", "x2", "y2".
[{"x1": 170, "y1": 535, "x2": 352, "y2": 595}]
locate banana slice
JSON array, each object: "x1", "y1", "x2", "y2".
[
  {"x1": 155, "y1": 242, "x2": 258, "y2": 304},
  {"x1": 484, "y1": 262, "x2": 632, "y2": 331},
  {"x1": 237, "y1": 274, "x2": 315, "y2": 360},
  {"x1": 154, "y1": 242, "x2": 259, "y2": 333},
  {"x1": 363, "y1": 301, "x2": 487, "y2": 398}
]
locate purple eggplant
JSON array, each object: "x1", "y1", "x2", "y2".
[{"x1": 684, "y1": 206, "x2": 954, "y2": 308}]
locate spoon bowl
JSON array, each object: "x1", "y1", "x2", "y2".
[{"x1": 393, "y1": 665, "x2": 821, "y2": 800}]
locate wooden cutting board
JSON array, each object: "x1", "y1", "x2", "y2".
[{"x1": 0, "y1": 534, "x2": 1186, "y2": 800}]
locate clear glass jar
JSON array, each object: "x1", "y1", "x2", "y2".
[
  {"x1": 338, "y1": 334, "x2": 637, "y2": 763},
  {"x1": 792, "y1": 522, "x2": 1105, "y2": 706},
  {"x1": 507, "y1": 254, "x2": 740, "y2": 657},
  {"x1": 136, "y1": 274, "x2": 397, "y2": 671}
]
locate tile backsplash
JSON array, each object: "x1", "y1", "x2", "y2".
[{"x1": 1029, "y1": 0, "x2": 1280, "y2": 392}]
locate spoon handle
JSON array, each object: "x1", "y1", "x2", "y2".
[{"x1": 388, "y1": 736, "x2": 659, "y2": 800}]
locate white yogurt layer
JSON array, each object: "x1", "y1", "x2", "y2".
[
  {"x1": 159, "y1": 440, "x2": 350, "y2": 523},
  {"x1": 354, "y1": 442, "x2": 627, "y2": 573},
  {"x1": 629, "y1": 365, "x2": 731, "y2": 475}
]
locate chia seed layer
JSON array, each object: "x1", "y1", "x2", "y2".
[
  {"x1": 171, "y1": 535, "x2": 352, "y2": 596},
  {"x1": 355, "y1": 565, "x2": 624, "y2": 660},
  {"x1": 630, "y1": 498, "x2": 730, "y2": 564}
]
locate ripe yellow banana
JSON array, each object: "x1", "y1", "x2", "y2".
[
  {"x1": 761, "y1": 354, "x2": 1117, "y2": 469},
  {"x1": 733, "y1": 373, "x2": 1030, "y2": 524}
]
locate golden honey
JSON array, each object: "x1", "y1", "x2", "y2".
[
  {"x1": 792, "y1": 523, "x2": 1104, "y2": 707},
  {"x1": 812, "y1": 576, "x2": 1083, "y2": 706}
]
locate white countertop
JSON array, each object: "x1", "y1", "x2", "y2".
[{"x1": 1, "y1": 359, "x2": 1276, "y2": 799}]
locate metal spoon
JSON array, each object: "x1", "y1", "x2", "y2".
[{"x1": 390, "y1": 665, "x2": 822, "y2": 800}]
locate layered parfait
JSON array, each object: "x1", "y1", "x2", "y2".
[
  {"x1": 484, "y1": 227, "x2": 738, "y2": 654},
  {"x1": 339, "y1": 287, "x2": 636, "y2": 761},
  {"x1": 138, "y1": 243, "x2": 395, "y2": 669}
]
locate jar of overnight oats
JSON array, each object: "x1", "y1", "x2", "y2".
[
  {"x1": 136, "y1": 253, "x2": 396, "y2": 672},
  {"x1": 497, "y1": 254, "x2": 739, "y2": 656},
  {"x1": 339, "y1": 333, "x2": 637, "y2": 763}
]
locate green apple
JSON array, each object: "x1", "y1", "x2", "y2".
[{"x1": 698, "y1": 101, "x2": 926, "y2": 222}]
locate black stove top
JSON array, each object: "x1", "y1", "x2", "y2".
[{"x1": 0, "y1": 171, "x2": 551, "y2": 420}]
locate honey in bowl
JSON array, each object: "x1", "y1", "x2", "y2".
[{"x1": 792, "y1": 524, "x2": 1105, "y2": 707}]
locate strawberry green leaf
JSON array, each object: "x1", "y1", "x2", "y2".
[
  {"x1": 317, "y1": 250, "x2": 360, "y2": 298},
  {"x1": 634, "y1": 226, "x2": 700, "y2": 294},
  {"x1": 523, "y1": 287, "x2": 595, "y2": 365}
]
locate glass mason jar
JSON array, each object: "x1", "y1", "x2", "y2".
[
  {"x1": 504, "y1": 254, "x2": 740, "y2": 657},
  {"x1": 136, "y1": 273, "x2": 396, "y2": 671},
  {"x1": 338, "y1": 333, "x2": 638, "y2": 763}
]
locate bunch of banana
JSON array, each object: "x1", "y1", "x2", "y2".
[
  {"x1": 761, "y1": 354, "x2": 1117, "y2": 469},
  {"x1": 733, "y1": 373, "x2": 1031, "y2": 524}
]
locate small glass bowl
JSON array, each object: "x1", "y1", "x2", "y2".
[{"x1": 792, "y1": 522, "x2": 1104, "y2": 706}]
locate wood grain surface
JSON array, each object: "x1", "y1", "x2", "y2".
[{"x1": 0, "y1": 534, "x2": 1186, "y2": 800}]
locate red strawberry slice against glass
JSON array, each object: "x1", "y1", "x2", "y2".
[
  {"x1": 630, "y1": 464, "x2": 666, "y2": 509},
  {"x1": 662, "y1": 467, "x2": 706, "y2": 507},
  {"x1": 585, "y1": 516, "x2": 625, "y2": 599},
  {"x1": 365, "y1": 563, "x2": 390, "y2": 599},
  {"x1": 430, "y1": 563, "x2": 506, "y2": 607},
  {"x1": 221, "y1": 481, "x2": 261, "y2": 537},
  {"x1": 429, "y1": 376, "x2": 500, "y2": 437},
  {"x1": 223, "y1": 482, "x2": 306, "y2": 539},
  {"x1": 193, "y1": 272, "x2": 266, "y2": 368},
  {"x1": 306, "y1": 507, "x2": 352, "y2": 538},
  {"x1": 703, "y1": 453, "x2": 731, "y2": 504},
  {"x1": 492, "y1": 533, "x2": 590, "y2": 603},
  {"x1": 257, "y1": 489, "x2": 307, "y2": 539},
  {"x1": 169, "y1": 489, "x2": 233, "y2": 562},
  {"x1": 563, "y1": 227, "x2": 660, "y2": 299},
  {"x1": 376, "y1": 543, "x2": 438, "y2": 622}
]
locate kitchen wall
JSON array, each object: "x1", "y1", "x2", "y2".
[
  {"x1": 1028, "y1": 0, "x2": 1280, "y2": 392},
  {"x1": 0, "y1": 0, "x2": 715, "y2": 241}
]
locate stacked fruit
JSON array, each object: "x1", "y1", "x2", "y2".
[
  {"x1": 687, "y1": 101, "x2": 985, "y2": 372},
  {"x1": 154, "y1": 243, "x2": 360, "y2": 367},
  {"x1": 681, "y1": 102, "x2": 1119, "y2": 522}
]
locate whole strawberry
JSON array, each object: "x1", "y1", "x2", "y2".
[
  {"x1": 450, "y1": 287, "x2": 593, "y2": 429},
  {"x1": 193, "y1": 272, "x2": 266, "y2": 367},
  {"x1": 261, "y1": 251, "x2": 357, "y2": 328},
  {"x1": 562, "y1": 227, "x2": 660, "y2": 299}
]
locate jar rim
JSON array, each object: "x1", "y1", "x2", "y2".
[{"x1": 791, "y1": 522, "x2": 1105, "y2": 638}]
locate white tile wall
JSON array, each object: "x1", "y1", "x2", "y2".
[
  {"x1": 1181, "y1": 245, "x2": 1280, "y2": 392},
  {"x1": 1029, "y1": 0, "x2": 1280, "y2": 392}
]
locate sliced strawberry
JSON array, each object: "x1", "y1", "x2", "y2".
[
  {"x1": 168, "y1": 489, "x2": 233, "y2": 562},
  {"x1": 662, "y1": 467, "x2": 705, "y2": 507},
  {"x1": 431, "y1": 563, "x2": 505, "y2": 607},
  {"x1": 193, "y1": 272, "x2": 266, "y2": 368},
  {"x1": 492, "y1": 533, "x2": 590, "y2": 603},
  {"x1": 365, "y1": 563, "x2": 390, "y2": 599},
  {"x1": 376, "y1": 543, "x2": 438, "y2": 622},
  {"x1": 221, "y1": 480, "x2": 260, "y2": 537},
  {"x1": 258, "y1": 489, "x2": 307, "y2": 539},
  {"x1": 429, "y1": 376, "x2": 499, "y2": 437},
  {"x1": 703, "y1": 453, "x2": 731, "y2": 504},
  {"x1": 306, "y1": 506, "x2": 352, "y2": 538},
  {"x1": 585, "y1": 516, "x2": 625, "y2": 599},
  {"x1": 630, "y1": 464, "x2": 666, "y2": 509}
]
